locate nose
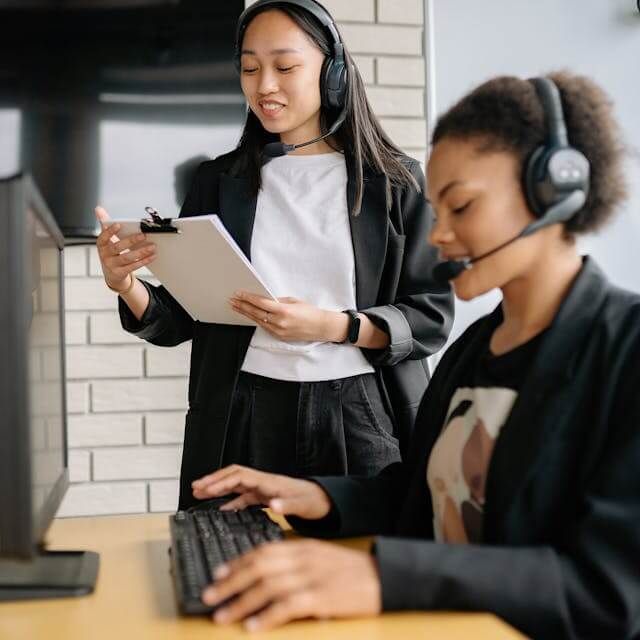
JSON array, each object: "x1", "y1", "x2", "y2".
[
  {"x1": 257, "y1": 68, "x2": 279, "y2": 96},
  {"x1": 428, "y1": 212, "x2": 456, "y2": 249}
]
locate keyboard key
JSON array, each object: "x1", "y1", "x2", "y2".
[
  {"x1": 234, "y1": 532, "x2": 253, "y2": 554},
  {"x1": 223, "y1": 511, "x2": 240, "y2": 525}
]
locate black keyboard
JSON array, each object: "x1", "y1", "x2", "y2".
[{"x1": 168, "y1": 500, "x2": 284, "y2": 614}]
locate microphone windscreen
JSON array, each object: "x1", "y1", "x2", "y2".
[
  {"x1": 433, "y1": 260, "x2": 467, "y2": 285},
  {"x1": 263, "y1": 142, "x2": 287, "y2": 158}
]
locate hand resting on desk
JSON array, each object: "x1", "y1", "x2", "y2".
[{"x1": 191, "y1": 465, "x2": 382, "y2": 631}]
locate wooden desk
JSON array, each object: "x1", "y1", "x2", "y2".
[{"x1": 0, "y1": 514, "x2": 524, "y2": 639}]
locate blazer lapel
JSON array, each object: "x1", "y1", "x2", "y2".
[
  {"x1": 484, "y1": 257, "x2": 610, "y2": 537},
  {"x1": 218, "y1": 174, "x2": 257, "y2": 260},
  {"x1": 346, "y1": 159, "x2": 389, "y2": 309}
]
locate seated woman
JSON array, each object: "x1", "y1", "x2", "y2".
[{"x1": 189, "y1": 71, "x2": 640, "y2": 639}]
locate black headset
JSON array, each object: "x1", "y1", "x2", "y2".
[
  {"x1": 523, "y1": 76, "x2": 590, "y2": 226},
  {"x1": 234, "y1": 0, "x2": 348, "y2": 111},
  {"x1": 434, "y1": 77, "x2": 591, "y2": 284}
]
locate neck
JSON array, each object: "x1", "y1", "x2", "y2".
[{"x1": 493, "y1": 243, "x2": 582, "y2": 354}]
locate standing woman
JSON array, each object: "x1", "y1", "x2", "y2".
[{"x1": 94, "y1": 0, "x2": 453, "y2": 509}]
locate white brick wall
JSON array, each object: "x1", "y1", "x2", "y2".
[
  {"x1": 378, "y1": 0, "x2": 423, "y2": 25},
  {"x1": 67, "y1": 413, "x2": 143, "y2": 447},
  {"x1": 93, "y1": 446, "x2": 181, "y2": 481},
  {"x1": 377, "y1": 56, "x2": 425, "y2": 86},
  {"x1": 57, "y1": 0, "x2": 429, "y2": 518},
  {"x1": 145, "y1": 412, "x2": 185, "y2": 445},
  {"x1": 149, "y1": 479, "x2": 181, "y2": 513},
  {"x1": 92, "y1": 378, "x2": 188, "y2": 412},
  {"x1": 57, "y1": 482, "x2": 148, "y2": 517}
]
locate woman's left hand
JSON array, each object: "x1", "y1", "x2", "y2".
[
  {"x1": 202, "y1": 539, "x2": 381, "y2": 631},
  {"x1": 230, "y1": 291, "x2": 345, "y2": 342}
]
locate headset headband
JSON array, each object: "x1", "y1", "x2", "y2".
[
  {"x1": 234, "y1": 0, "x2": 344, "y2": 65},
  {"x1": 529, "y1": 77, "x2": 569, "y2": 149}
]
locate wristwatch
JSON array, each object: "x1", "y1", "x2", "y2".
[{"x1": 341, "y1": 309, "x2": 361, "y2": 344}]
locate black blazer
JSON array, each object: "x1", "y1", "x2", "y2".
[
  {"x1": 119, "y1": 149, "x2": 454, "y2": 509},
  {"x1": 296, "y1": 258, "x2": 640, "y2": 639}
]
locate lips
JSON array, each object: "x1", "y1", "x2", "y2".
[{"x1": 258, "y1": 100, "x2": 286, "y2": 117}]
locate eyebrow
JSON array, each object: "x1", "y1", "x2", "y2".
[
  {"x1": 241, "y1": 48, "x2": 303, "y2": 56},
  {"x1": 426, "y1": 180, "x2": 465, "y2": 204}
]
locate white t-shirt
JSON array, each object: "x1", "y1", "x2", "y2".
[{"x1": 240, "y1": 151, "x2": 375, "y2": 382}]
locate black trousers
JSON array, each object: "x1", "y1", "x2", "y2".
[{"x1": 222, "y1": 371, "x2": 401, "y2": 477}]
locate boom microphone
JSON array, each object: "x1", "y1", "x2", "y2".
[{"x1": 263, "y1": 108, "x2": 347, "y2": 159}]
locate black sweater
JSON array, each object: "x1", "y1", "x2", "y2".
[{"x1": 293, "y1": 257, "x2": 640, "y2": 639}]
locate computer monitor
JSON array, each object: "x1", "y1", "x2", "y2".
[{"x1": 0, "y1": 173, "x2": 98, "y2": 600}]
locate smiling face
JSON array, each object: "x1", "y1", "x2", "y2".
[
  {"x1": 426, "y1": 137, "x2": 563, "y2": 301},
  {"x1": 239, "y1": 9, "x2": 327, "y2": 147}
]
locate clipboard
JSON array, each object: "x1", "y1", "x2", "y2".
[{"x1": 115, "y1": 208, "x2": 276, "y2": 326}]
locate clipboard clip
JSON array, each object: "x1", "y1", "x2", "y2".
[{"x1": 141, "y1": 206, "x2": 180, "y2": 233}]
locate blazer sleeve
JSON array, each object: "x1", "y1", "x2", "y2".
[
  {"x1": 285, "y1": 463, "x2": 407, "y2": 539},
  {"x1": 373, "y1": 342, "x2": 640, "y2": 640},
  {"x1": 118, "y1": 162, "x2": 210, "y2": 346},
  {"x1": 360, "y1": 161, "x2": 454, "y2": 367}
]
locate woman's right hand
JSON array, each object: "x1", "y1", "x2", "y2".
[
  {"x1": 95, "y1": 206, "x2": 156, "y2": 291},
  {"x1": 191, "y1": 465, "x2": 333, "y2": 521}
]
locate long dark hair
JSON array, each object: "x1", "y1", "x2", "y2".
[{"x1": 234, "y1": 3, "x2": 419, "y2": 215}]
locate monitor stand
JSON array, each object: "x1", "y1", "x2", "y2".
[{"x1": 0, "y1": 550, "x2": 99, "y2": 601}]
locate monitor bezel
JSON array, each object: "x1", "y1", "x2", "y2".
[{"x1": 0, "y1": 172, "x2": 69, "y2": 559}]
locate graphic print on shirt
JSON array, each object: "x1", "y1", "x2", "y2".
[{"x1": 427, "y1": 386, "x2": 518, "y2": 543}]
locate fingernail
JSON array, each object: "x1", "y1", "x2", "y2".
[
  {"x1": 202, "y1": 587, "x2": 217, "y2": 604},
  {"x1": 214, "y1": 564, "x2": 229, "y2": 579},
  {"x1": 214, "y1": 609, "x2": 228, "y2": 623},
  {"x1": 234, "y1": 291, "x2": 243, "y2": 298},
  {"x1": 270, "y1": 499, "x2": 283, "y2": 512},
  {"x1": 245, "y1": 617, "x2": 260, "y2": 631}
]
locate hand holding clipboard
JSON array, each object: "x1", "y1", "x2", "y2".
[{"x1": 97, "y1": 206, "x2": 276, "y2": 326}]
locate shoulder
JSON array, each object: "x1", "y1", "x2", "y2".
[
  {"x1": 557, "y1": 263, "x2": 640, "y2": 388},
  {"x1": 431, "y1": 309, "x2": 498, "y2": 380},
  {"x1": 395, "y1": 154, "x2": 426, "y2": 206},
  {"x1": 192, "y1": 148, "x2": 245, "y2": 181},
  {"x1": 361, "y1": 152, "x2": 423, "y2": 181},
  {"x1": 397, "y1": 153, "x2": 423, "y2": 175},
  {"x1": 599, "y1": 282, "x2": 640, "y2": 344}
]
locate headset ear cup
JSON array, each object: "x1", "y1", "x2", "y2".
[
  {"x1": 321, "y1": 58, "x2": 347, "y2": 110},
  {"x1": 320, "y1": 57, "x2": 332, "y2": 109},
  {"x1": 333, "y1": 60, "x2": 348, "y2": 108},
  {"x1": 523, "y1": 145, "x2": 547, "y2": 216}
]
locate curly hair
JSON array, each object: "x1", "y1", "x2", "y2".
[{"x1": 431, "y1": 71, "x2": 627, "y2": 234}]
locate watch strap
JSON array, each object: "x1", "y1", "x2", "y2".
[{"x1": 342, "y1": 309, "x2": 360, "y2": 344}]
